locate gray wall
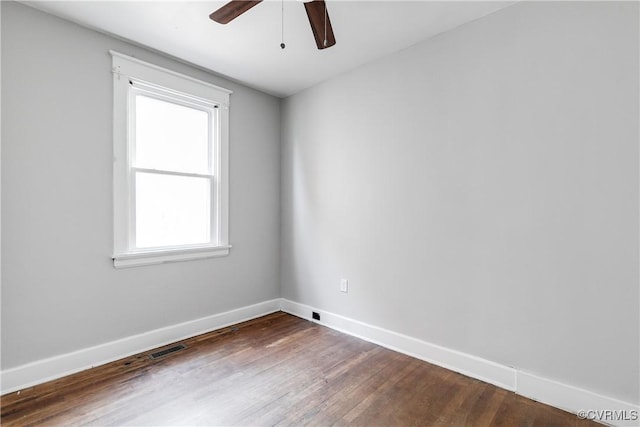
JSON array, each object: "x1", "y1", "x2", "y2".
[
  {"x1": 281, "y1": 1, "x2": 639, "y2": 404},
  {"x1": 1, "y1": 2, "x2": 281, "y2": 369}
]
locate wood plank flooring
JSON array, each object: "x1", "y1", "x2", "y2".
[{"x1": 1, "y1": 312, "x2": 597, "y2": 426}]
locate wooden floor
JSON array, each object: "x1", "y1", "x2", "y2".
[{"x1": 1, "y1": 312, "x2": 597, "y2": 426}]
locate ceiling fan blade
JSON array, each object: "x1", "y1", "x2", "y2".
[
  {"x1": 304, "y1": 0, "x2": 336, "y2": 50},
  {"x1": 210, "y1": 0, "x2": 263, "y2": 24}
]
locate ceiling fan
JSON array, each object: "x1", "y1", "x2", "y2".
[{"x1": 209, "y1": 0, "x2": 336, "y2": 50}]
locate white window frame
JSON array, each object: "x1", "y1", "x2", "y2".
[{"x1": 111, "y1": 51, "x2": 231, "y2": 268}]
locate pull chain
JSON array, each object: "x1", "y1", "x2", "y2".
[
  {"x1": 323, "y1": 1, "x2": 328, "y2": 47},
  {"x1": 280, "y1": 0, "x2": 286, "y2": 49}
]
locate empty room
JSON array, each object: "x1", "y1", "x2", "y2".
[{"x1": 1, "y1": 0, "x2": 638, "y2": 425}]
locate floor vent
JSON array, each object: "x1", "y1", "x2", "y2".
[{"x1": 149, "y1": 344, "x2": 187, "y2": 360}]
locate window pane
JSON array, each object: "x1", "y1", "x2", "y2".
[
  {"x1": 135, "y1": 95, "x2": 209, "y2": 174},
  {"x1": 135, "y1": 172, "x2": 211, "y2": 248}
]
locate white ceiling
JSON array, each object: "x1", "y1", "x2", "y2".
[{"x1": 24, "y1": 1, "x2": 515, "y2": 98}]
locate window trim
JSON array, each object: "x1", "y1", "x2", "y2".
[{"x1": 111, "y1": 51, "x2": 232, "y2": 268}]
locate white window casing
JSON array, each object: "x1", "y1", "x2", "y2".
[{"x1": 111, "y1": 51, "x2": 232, "y2": 268}]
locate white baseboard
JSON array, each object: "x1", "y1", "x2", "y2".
[
  {"x1": 1, "y1": 299, "x2": 281, "y2": 395},
  {"x1": 3, "y1": 297, "x2": 638, "y2": 427},
  {"x1": 280, "y1": 299, "x2": 516, "y2": 391},
  {"x1": 280, "y1": 299, "x2": 640, "y2": 427},
  {"x1": 518, "y1": 372, "x2": 640, "y2": 427}
]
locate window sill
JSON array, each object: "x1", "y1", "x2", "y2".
[{"x1": 113, "y1": 245, "x2": 231, "y2": 268}]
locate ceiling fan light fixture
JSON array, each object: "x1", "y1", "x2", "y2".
[{"x1": 210, "y1": 0, "x2": 335, "y2": 50}]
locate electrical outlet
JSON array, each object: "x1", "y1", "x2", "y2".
[
  {"x1": 340, "y1": 278, "x2": 348, "y2": 293},
  {"x1": 312, "y1": 311, "x2": 320, "y2": 321}
]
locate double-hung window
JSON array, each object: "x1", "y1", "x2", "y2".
[{"x1": 111, "y1": 52, "x2": 231, "y2": 268}]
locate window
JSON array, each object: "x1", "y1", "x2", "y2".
[{"x1": 111, "y1": 51, "x2": 231, "y2": 268}]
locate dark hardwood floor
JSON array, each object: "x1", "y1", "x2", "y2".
[{"x1": 1, "y1": 312, "x2": 597, "y2": 426}]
